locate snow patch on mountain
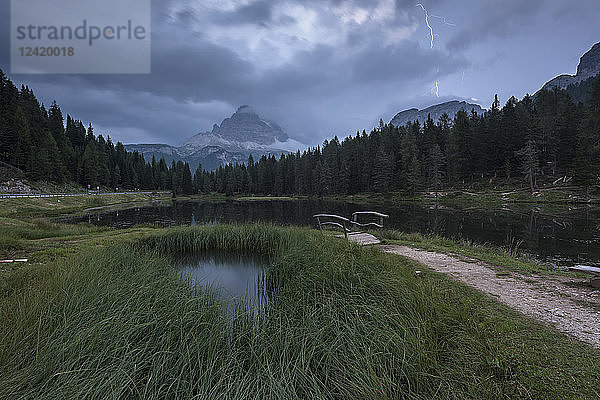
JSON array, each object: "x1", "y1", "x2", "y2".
[{"x1": 127, "y1": 106, "x2": 305, "y2": 171}]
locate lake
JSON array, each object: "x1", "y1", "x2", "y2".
[{"x1": 63, "y1": 199, "x2": 600, "y2": 268}]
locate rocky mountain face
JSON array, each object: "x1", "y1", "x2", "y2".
[
  {"x1": 126, "y1": 106, "x2": 303, "y2": 172},
  {"x1": 210, "y1": 105, "x2": 288, "y2": 145},
  {"x1": 540, "y1": 42, "x2": 600, "y2": 92},
  {"x1": 390, "y1": 100, "x2": 484, "y2": 127}
]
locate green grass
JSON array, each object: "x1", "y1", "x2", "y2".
[
  {"x1": 0, "y1": 215, "x2": 165, "y2": 260},
  {"x1": 170, "y1": 192, "x2": 229, "y2": 202},
  {"x1": 27, "y1": 180, "x2": 86, "y2": 194},
  {"x1": 435, "y1": 190, "x2": 599, "y2": 209},
  {"x1": 0, "y1": 218, "x2": 108, "y2": 257},
  {"x1": 382, "y1": 230, "x2": 559, "y2": 275},
  {"x1": 0, "y1": 192, "x2": 170, "y2": 218},
  {"x1": 0, "y1": 224, "x2": 598, "y2": 398},
  {"x1": 322, "y1": 182, "x2": 600, "y2": 209},
  {"x1": 235, "y1": 196, "x2": 301, "y2": 201},
  {"x1": 174, "y1": 193, "x2": 305, "y2": 202}
]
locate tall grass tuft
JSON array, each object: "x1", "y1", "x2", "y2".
[
  {"x1": 504, "y1": 232, "x2": 524, "y2": 258},
  {"x1": 0, "y1": 224, "x2": 598, "y2": 398}
]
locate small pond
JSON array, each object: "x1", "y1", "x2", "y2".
[{"x1": 177, "y1": 251, "x2": 271, "y2": 314}]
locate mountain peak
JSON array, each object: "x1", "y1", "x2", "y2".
[
  {"x1": 210, "y1": 105, "x2": 288, "y2": 145},
  {"x1": 540, "y1": 41, "x2": 600, "y2": 92},
  {"x1": 390, "y1": 100, "x2": 484, "y2": 127},
  {"x1": 128, "y1": 106, "x2": 303, "y2": 172},
  {"x1": 235, "y1": 105, "x2": 256, "y2": 114},
  {"x1": 576, "y1": 42, "x2": 600, "y2": 77}
]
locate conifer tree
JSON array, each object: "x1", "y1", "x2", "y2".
[
  {"x1": 182, "y1": 162, "x2": 193, "y2": 195},
  {"x1": 374, "y1": 147, "x2": 392, "y2": 193},
  {"x1": 82, "y1": 141, "x2": 99, "y2": 186},
  {"x1": 428, "y1": 144, "x2": 445, "y2": 196}
]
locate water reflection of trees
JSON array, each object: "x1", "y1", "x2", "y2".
[{"x1": 64, "y1": 200, "x2": 600, "y2": 266}]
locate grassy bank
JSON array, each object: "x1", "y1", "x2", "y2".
[
  {"x1": 323, "y1": 184, "x2": 600, "y2": 209},
  {"x1": 235, "y1": 195, "x2": 302, "y2": 201},
  {"x1": 0, "y1": 192, "x2": 170, "y2": 219},
  {"x1": 171, "y1": 193, "x2": 305, "y2": 202},
  {"x1": 0, "y1": 217, "x2": 162, "y2": 262},
  {"x1": 0, "y1": 192, "x2": 170, "y2": 259},
  {"x1": 382, "y1": 230, "x2": 556, "y2": 276},
  {"x1": 434, "y1": 187, "x2": 600, "y2": 209},
  {"x1": 1, "y1": 224, "x2": 598, "y2": 398},
  {"x1": 170, "y1": 192, "x2": 229, "y2": 202},
  {"x1": 0, "y1": 217, "x2": 107, "y2": 258}
]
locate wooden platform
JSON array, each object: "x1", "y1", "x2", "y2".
[
  {"x1": 335, "y1": 232, "x2": 381, "y2": 245},
  {"x1": 314, "y1": 211, "x2": 388, "y2": 246}
]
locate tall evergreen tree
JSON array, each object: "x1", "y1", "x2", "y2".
[{"x1": 82, "y1": 141, "x2": 99, "y2": 186}]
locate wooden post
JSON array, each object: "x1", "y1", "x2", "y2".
[{"x1": 379, "y1": 216, "x2": 383, "y2": 239}]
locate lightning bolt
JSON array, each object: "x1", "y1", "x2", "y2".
[
  {"x1": 430, "y1": 81, "x2": 439, "y2": 98},
  {"x1": 430, "y1": 15, "x2": 456, "y2": 26},
  {"x1": 416, "y1": 3, "x2": 452, "y2": 99},
  {"x1": 416, "y1": 3, "x2": 434, "y2": 49}
]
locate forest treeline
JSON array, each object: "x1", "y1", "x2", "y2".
[
  {"x1": 0, "y1": 69, "x2": 192, "y2": 192},
  {"x1": 1, "y1": 68, "x2": 599, "y2": 196},
  {"x1": 197, "y1": 77, "x2": 600, "y2": 195}
]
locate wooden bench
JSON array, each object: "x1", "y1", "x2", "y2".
[
  {"x1": 569, "y1": 265, "x2": 600, "y2": 288},
  {"x1": 313, "y1": 211, "x2": 389, "y2": 245}
]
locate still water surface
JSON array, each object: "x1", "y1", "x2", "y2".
[
  {"x1": 64, "y1": 199, "x2": 600, "y2": 268},
  {"x1": 177, "y1": 251, "x2": 270, "y2": 313}
]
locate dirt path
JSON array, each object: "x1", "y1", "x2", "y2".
[{"x1": 379, "y1": 245, "x2": 600, "y2": 349}]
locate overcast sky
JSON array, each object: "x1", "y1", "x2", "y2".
[{"x1": 1, "y1": 0, "x2": 599, "y2": 146}]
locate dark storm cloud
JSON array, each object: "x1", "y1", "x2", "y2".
[
  {"x1": 351, "y1": 41, "x2": 465, "y2": 83},
  {"x1": 213, "y1": 0, "x2": 274, "y2": 26},
  {"x1": 7, "y1": 0, "x2": 594, "y2": 146},
  {"x1": 3, "y1": 0, "x2": 453, "y2": 103},
  {"x1": 174, "y1": 8, "x2": 198, "y2": 25},
  {"x1": 550, "y1": 0, "x2": 599, "y2": 27},
  {"x1": 4, "y1": 34, "x2": 254, "y2": 103},
  {"x1": 0, "y1": 0, "x2": 8, "y2": 68},
  {"x1": 446, "y1": 0, "x2": 546, "y2": 50},
  {"x1": 325, "y1": 0, "x2": 440, "y2": 9},
  {"x1": 0, "y1": 0, "x2": 467, "y2": 145},
  {"x1": 0, "y1": 0, "x2": 466, "y2": 144}
]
